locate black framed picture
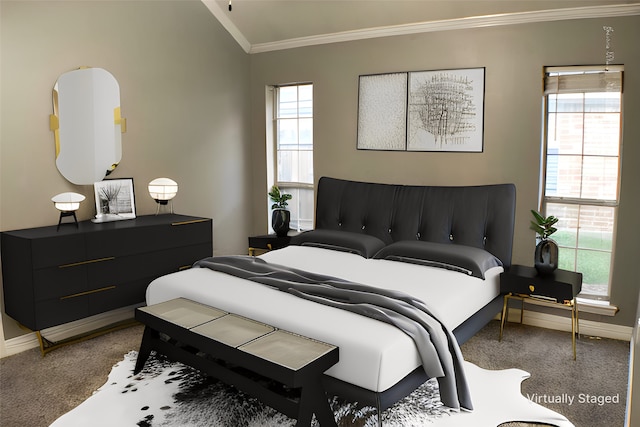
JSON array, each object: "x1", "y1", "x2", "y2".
[
  {"x1": 93, "y1": 178, "x2": 136, "y2": 222},
  {"x1": 357, "y1": 67, "x2": 485, "y2": 152}
]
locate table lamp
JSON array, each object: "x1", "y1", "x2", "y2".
[
  {"x1": 52, "y1": 192, "x2": 85, "y2": 230},
  {"x1": 148, "y1": 177, "x2": 178, "y2": 214}
]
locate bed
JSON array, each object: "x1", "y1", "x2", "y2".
[{"x1": 145, "y1": 176, "x2": 516, "y2": 412}]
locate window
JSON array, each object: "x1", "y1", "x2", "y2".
[
  {"x1": 270, "y1": 83, "x2": 314, "y2": 231},
  {"x1": 542, "y1": 66, "x2": 623, "y2": 300}
]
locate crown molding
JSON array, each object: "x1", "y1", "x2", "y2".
[
  {"x1": 201, "y1": 0, "x2": 252, "y2": 53},
  {"x1": 248, "y1": 3, "x2": 640, "y2": 54}
]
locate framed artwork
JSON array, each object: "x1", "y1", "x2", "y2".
[
  {"x1": 357, "y1": 67, "x2": 485, "y2": 152},
  {"x1": 93, "y1": 178, "x2": 136, "y2": 222},
  {"x1": 357, "y1": 72, "x2": 408, "y2": 150}
]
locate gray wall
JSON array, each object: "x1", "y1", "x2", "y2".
[
  {"x1": 249, "y1": 16, "x2": 640, "y2": 327},
  {"x1": 1, "y1": 2, "x2": 639, "y2": 343},
  {"x1": 0, "y1": 1, "x2": 251, "y2": 339}
]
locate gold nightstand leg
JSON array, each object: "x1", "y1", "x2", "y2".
[
  {"x1": 499, "y1": 295, "x2": 509, "y2": 341},
  {"x1": 575, "y1": 300, "x2": 580, "y2": 337},
  {"x1": 571, "y1": 303, "x2": 576, "y2": 360},
  {"x1": 571, "y1": 300, "x2": 579, "y2": 360}
]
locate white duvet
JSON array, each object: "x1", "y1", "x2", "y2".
[{"x1": 145, "y1": 245, "x2": 501, "y2": 393}]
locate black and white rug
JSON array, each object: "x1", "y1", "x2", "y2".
[{"x1": 50, "y1": 351, "x2": 573, "y2": 427}]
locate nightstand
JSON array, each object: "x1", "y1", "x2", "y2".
[
  {"x1": 499, "y1": 265, "x2": 583, "y2": 359},
  {"x1": 248, "y1": 234, "x2": 291, "y2": 256}
]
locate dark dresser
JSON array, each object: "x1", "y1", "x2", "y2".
[{"x1": 1, "y1": 214, "x2": 212, "y2": 337}]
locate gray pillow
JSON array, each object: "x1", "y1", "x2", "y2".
[
  {"x1": 373, "y1": 240, "x2": 502, "y2": 279},
  {"x1": 291, "y1": 229, "x2": 386, "y2": 258}
]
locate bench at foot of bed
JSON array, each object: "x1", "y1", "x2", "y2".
[{"x1": 134, "y1": 298, "x2": 339, "y2": 427}]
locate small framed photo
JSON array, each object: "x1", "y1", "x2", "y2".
[{"x1": 93, "y1": 178, "x2": 136, "y2": 222}]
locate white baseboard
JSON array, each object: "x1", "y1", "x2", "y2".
[
  {"x1": 3, "y1": 304, "x2": 141, "y2": 358},
  {"x1": 3, "y1": 304, "x2": 632, "y2": 358},
  {"x1": 501, "y1": 307, "x2": 633, "y2": 341}
]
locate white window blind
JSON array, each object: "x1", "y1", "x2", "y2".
[{"x1": 544, "y1": 65, "x2": 623, "y2": 94}]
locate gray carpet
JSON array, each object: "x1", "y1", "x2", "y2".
[
  {"x1": 0, "y1": 320, "x2": 630, "y2": 427},
  {"x1": 462, "y1": 321, "x2": 630, "y2": 427}
]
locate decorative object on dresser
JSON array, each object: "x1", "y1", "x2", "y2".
[
  {"x1": 268, "y1": 185, "x2": 292, "y2": 237},
  {"x1": 530, "y1": 209, "x2": 559, "y2": 275},
  {"x1": 148, "y1": 177, "x2": 179, "y2": 214},
  {"x1": 248, "y1": 234, "x2": 291, "y2": 256},
  {"x1": 51, "y1": 192, "x2": 85, "y2": 230},
  {"x1": 0, "y1": 214, "x2": 212, "y2": 355},
  {"x1": 499, "y1": 264, "x2": 582, "y2": 359},
  {"x1": 92, "y1": 178, "x2": 136, "y2": 223}
]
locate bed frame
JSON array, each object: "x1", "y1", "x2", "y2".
[{"x1": 311, "y1": 177, "x2": 517, "y2": 410}]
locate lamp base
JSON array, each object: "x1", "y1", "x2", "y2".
[
  {"x1": 57, "y1": 211, "x2": 78, "y2": 231},
  {"x1": 155, "y1": 200, "x2": 174, "y2": 215}
]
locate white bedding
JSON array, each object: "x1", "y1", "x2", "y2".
[{"x1": 145, "y1": 245, "x2": 501, "y2": 393}]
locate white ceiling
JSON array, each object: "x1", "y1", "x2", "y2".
[{"x1": 200, "y1": 0, "x2": 640, "y2": 53}]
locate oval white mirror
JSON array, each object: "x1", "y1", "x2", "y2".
[{"x1": 51, "y1": 67, "x2": 125, "y2": 185}]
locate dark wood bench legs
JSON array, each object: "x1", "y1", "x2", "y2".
[
  {"x1": 296, "y1": 384, "x2": 337, "y2": 427},
  {"x1": 133, "y1": 326, "x2": 156, "y2": 375},
  {"x1": 134, "y1": 326, "x2": 338, "y2": 427}
]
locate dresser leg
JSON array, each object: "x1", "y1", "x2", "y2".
[
  {"x1": 36, "y1": 331, "x2": 52, "y2": 357},
  {"x1": 34, "y1": 319, "x2": 138, "y2": 357}
]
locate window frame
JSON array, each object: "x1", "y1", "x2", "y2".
[
  {"x1": 268, "y1": 83, "x2": 315, "y2": 232},
  {"x1": 540, "y1": 65, "x2": 623, "y2": 300}
]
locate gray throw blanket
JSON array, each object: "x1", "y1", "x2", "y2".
[{"x1": 193, "y1": 256, "x2": 473, "y2": 411}]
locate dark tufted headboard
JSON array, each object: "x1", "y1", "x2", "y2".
[{"x1": 313, "y1": 176, "x2": 516, "y2": 268}]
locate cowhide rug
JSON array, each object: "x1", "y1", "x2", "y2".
[{"x1": 50, "y1": 351, "x2": 574, "y2": 427}]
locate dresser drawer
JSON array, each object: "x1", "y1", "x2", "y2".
[
  {"x1": 89, "y1": 278, "x2": 148, "y2": 314},
  {"x1": 33, "y1": 265, "x2": 88, "y2": 301},
  {"x1": 35, "y1": 297, "x2": 89, "y2": 330},
  {"x1": 85, "y1": 219, "x2": 211, "y2": 258},
  {"x1": 31, "y1": 235, "x2": 86, "y2": 268}
]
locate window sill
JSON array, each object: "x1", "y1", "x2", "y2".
[{"x1": 576, "y1": 297, "x2": 619, "y2": 316}]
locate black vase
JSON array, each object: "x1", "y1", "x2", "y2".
[
  {"x1": 534, "y1": 238, "x2": 559, "y2": 275},
  {"x1": 271, "y1": 209, "x2": 290, "y2": 237}
]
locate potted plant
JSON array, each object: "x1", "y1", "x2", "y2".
[
  {"x1": 530, "y1": 209, "x2": 559, "y2": 275},
  {"x1": 268, "y1": 185, "x2": 292, "y2": 237}
]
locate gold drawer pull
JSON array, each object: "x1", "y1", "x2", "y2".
[
  {"x1": 529, "y1": 284, "x2": 535, "y2": 292},
  {"x1": 60, "y1": 286, "x2": 116, "y2": 300},
  {"x1": 171, "y1": 219, "x2": 208, "y2": 226},
  {"x1": 59, "y1": 257, "x2": 115, "y2": 268}
]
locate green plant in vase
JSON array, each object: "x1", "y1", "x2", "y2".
[
  {"x1": 268, "y1": 185, "x2": 292, "y2": 237},
  {"x1": 530, "y1": 209, "x2": 559, "y2": 275}
]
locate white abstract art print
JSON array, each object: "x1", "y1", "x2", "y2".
[
  {"x1": 357, "y1": 73, "x2": 407, "y2": 151},
  {"x1": 408, "y1": 68, "x2": 485, "y2": 152}
]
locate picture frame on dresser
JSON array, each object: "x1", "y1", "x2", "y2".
[{"x1": 93, "y1": 178, "x2": 136, "y2": 221}]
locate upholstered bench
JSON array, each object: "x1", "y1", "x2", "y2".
[{"x1": 134, "y1": 298, "x2": 339, "y2": 426}]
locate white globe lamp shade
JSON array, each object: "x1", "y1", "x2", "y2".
[
  {"x1": 51, "y1": 192, "x2": 85, "y2": 212},
  {"x1": 148, "y1": 178, "x2": 178, "y2": 204}
]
